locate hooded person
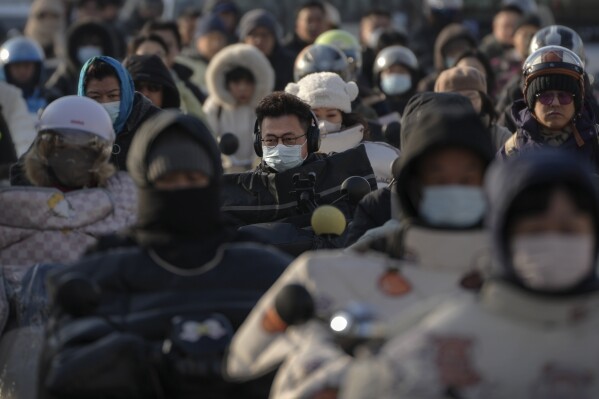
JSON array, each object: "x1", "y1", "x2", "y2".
[
  {"x1": 345, "y1": 150, "x2": 599, "y2": 398},
  {"x1": 408, "y1": 0, "x2": 465, "y2": 75},
  {"x1": 500, "y1": 46, "x2": 599, "y2": 172},
  {"x1": 238, "y1": 8, "x2": 295, "y2": 91},
  {"x1": 45, "y1": 19, "x2": 119, "y2": 98},
  {"x1": 177, "y1": 13, "x2": 229, "y2": 96},
  {"x1": 77, "y1": 55, "x2": 161, "y2": 171},
  {"x1": 435, "y1": 65, "x2": 512, "y2": 150},
  {"x1": 24, "y1": 0, "x2": 66, "y2": 64},
  {"x1": 226, "y1": 93, "x2": 496, "y2": 397},
  {"x1": 37, "y1": 110, "x2": 291, "y2": 399},
  {"x1": 417, "y1": 22, "x2": 477, "y2": 92},
  {"x1": 203, "y1": 43, "x2": 275, "y2": 172},
  {"x1": 345, "y1": 92, "x2": 493, "y2": 247},
  {"x1": 285, "y1": 71, "x2": 399, "y2": 188},
  {"x1": 123, "y1": 54, "x2": 181, "y2": 110}
]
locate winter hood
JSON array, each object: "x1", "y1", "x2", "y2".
[
  {"x1": 65, "y1": 20, "x2": 117, "y2": 71},
  {"x1": 78, "y1": 56, "x2": 135, "y2": 135},
  {"x1": 396, "y1": 92, "x2": 494, "y2": 221},
  {"x1": 485, "y1": 150, "x2": 599, "y2": 294},
  {"x1": 126, "y1": 110, "x2": 223, "y2": 188},
  {"x1": 123, "y1": 54, "x2": 181, "y2": 109},
  {"x1": 205, "y1": 43, "x2": 275, "y2": 108},
  {"x1": 434, "y1": 23, "x2": 477, "y2": 72}
]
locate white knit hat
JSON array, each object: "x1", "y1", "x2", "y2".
[{"x1": 285, "y1": 72, "x2": 359, "y2": 113}]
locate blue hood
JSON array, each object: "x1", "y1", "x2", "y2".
[
  {"x1": 485, "y1": 150, "x2": 599, "y2": 295},
  {"x1": 77, "y1": 55, "x2": 135, "y2": 135}
]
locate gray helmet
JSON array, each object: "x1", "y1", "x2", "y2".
[
  {"x1": 373, "y1": 45, "x2": 419, "y2": 84},
  {"x1": 293, "y1": 43, "x2": 350, "y2": 82},
  {"x1": 529, "y1": 25, "x2": 585, "y2": 63}
]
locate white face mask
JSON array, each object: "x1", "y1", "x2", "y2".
[
  {"x1": 419, "y1": 185, "x2": 486, "y2": 227},
  {"x1": 381, "y1": 73, "x2": 412, "y2": 96},
  {"x1": 77, "y1": 45, "x2": 102, "y2": 65},
  {"x1": 511, "y1": 234, "x2": 594, "y2": 291},
  {"x1": 318, "y1": 120, "x2": 342, "y2": 135},
  {"x1": 262, "y1": 142, "x2": 306, "y2": 172},
  {"x1": 101, "y1": 101, "x2": 120, "y2": 125}
]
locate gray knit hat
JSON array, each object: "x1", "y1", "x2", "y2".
[{"x1": 146, "y1": 129, "x2": 214, "y2": 183}]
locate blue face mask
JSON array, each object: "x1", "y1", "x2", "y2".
[
  {"x1": 381, "y1": 74, "x2": 412, "y2": 96},
  {"x1": 419, "y1": 185, "x2": 486, "y2": 227},
  {"x1": 77, "y1": 45, "x2": 102, "y2": 65},
  {"x1": 101, "y1": 101, "x2": 120, "y2": 125},
  {"x1": 262, "y1": 142, "x2": 306, "y2": 172}
]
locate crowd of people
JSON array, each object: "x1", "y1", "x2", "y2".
[{"x1": 1, "y1": 0, "x2": 599, "y2": 397}]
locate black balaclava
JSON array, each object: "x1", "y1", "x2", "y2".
[{"x1": 127, "y1": 110, "x2": 225, "y2": 249}]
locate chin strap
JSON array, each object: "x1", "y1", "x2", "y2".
[{"x1": 571, "y1": 121, "x2": 585, "y2": 147}]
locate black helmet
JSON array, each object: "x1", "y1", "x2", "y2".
[
  {"x1": 529, "y1": 25, "x2": 585, "y2": 63},
  {"x1": 293, "y1": 43, "x2": 350, "y2": 82}
]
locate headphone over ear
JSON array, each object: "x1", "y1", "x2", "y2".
[{"x1": 254, "y1": 112, "x2": 321, "y2": 157}]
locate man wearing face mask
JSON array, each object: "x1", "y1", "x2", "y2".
[
  {"x1": 344, "y1": 151, "x2": 599, "y2": 398},
  {"x1": 222, "y1": 91, "x2": 377, "y2": 227},
  {"x1": 226, "y1": 96, "x2": 496, "y2": 397},
  {"x1": 78, "y1": 55, "x2": 161, "y2": 171}
]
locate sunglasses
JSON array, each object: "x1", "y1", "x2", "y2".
[{"x1": 535, "y1": 91, "x2": 575, "y2": 106}]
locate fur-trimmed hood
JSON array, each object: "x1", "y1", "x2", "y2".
[
  {"x1": 24, "y1": 138, "x2": 116, "y2": 189},
  {"x1": 205, "y1": 43, "x2": 274, "y2": 109}
]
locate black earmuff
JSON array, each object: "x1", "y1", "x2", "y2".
[{"x1": 253, "y1": 112, "x2": 321, "y2": 157}]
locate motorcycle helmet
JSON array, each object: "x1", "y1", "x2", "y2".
[
  {"x1": 373, "y1": 45, "x2": 419, "y2": 91},
  {"x1": 529, "y1": 25, "x2": 585, "y2": 63},
  {"x1": 315, "y1": 29, "x2": 362, "y2": 81},
  {"x1": 293, "y1": 43, "x2": 350, "y2": 82},
  {"x1": 0, "y1": 36, "x2": 45, "y2": 86},
  {"x1": 27, "y1": 95, "x2": 116, "y2": 188},
  {"x1": 522, "y1": 45, "x2": 585, "y2": 113}
]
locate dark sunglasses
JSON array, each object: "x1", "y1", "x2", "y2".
[{"x1": 536, "y1": 91, "x2": 575, "y2": 106}]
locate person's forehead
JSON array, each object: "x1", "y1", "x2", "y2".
[
  {"x1": 299, "y1": 6, "x2": 323, "y2": 18},
  {"x1": 249, "y1": 26, "x2": 273, "y2": 37},
  {"x1": 261, "y1": 115, "x2": 304, "y2": 135},
  {"x1": 86, "y1": 76, "x2": 120, "y2": 92}
]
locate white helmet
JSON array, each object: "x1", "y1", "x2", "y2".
[{"x1": 37, "y1": 95, "x2": 115, "y2": 143}]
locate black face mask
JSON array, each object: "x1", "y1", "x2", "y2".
[
  {"x1": 135, "y1": 184, "x2": 224, "y2": 245},
  {"x1": 47, "y1": 147, "x2": 98, "y2": 188}
]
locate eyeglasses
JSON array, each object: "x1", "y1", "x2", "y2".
[
  {"x1": 261, "y1": 134, "x2": 306, "y2": 148},
  {"x1": 535, "y1": 91, "x2": 575, "y2": 106}
]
